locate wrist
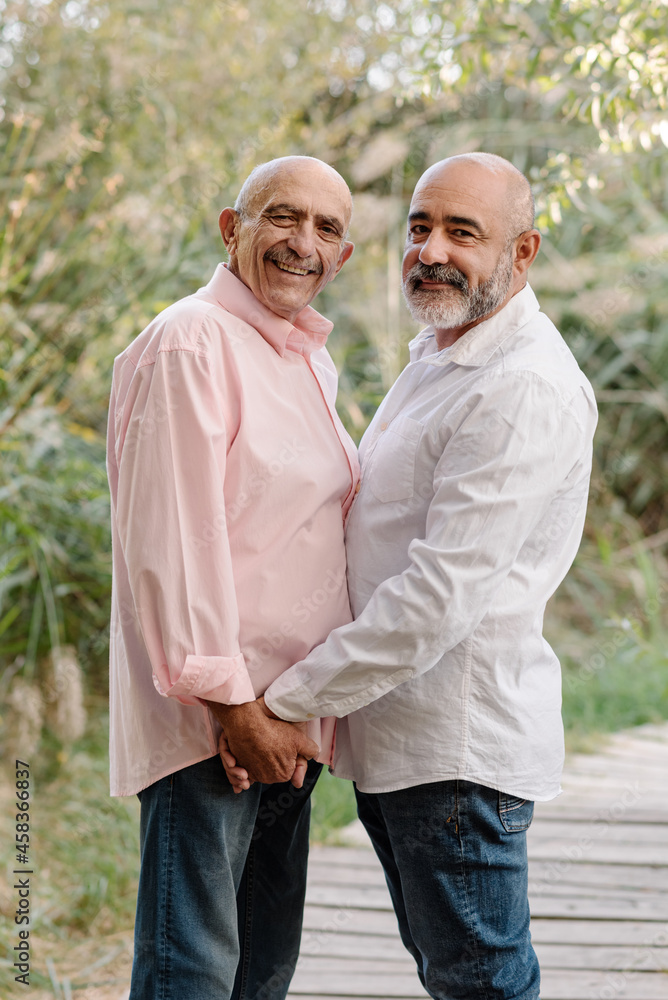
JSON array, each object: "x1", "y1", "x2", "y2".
[
  {"x1": 205, "y1": 699, "x2": 260, "y2": 729},
  {"x1": 258, "y1": 695, "x2": 281, "y2": 720}
]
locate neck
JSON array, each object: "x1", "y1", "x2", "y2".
[
  {"x1": 433, "y1": 281, "x2": 526, "y2": 351},
  {"x1": 434, "y1": 326, "x2": 467, "y2": 350}
]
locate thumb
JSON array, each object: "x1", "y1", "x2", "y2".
[{"x1": 295, "y1": 732, "x2": 320, "y2": 760}]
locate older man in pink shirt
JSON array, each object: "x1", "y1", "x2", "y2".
[{"x1": 107, "y1": 156, "x2": 358, "y2": 999}]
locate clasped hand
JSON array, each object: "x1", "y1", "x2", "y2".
[{"x1": 207, "y1": 697, "x2": 317, "y2": 793}]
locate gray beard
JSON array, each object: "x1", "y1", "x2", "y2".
[{"x1": 402, "y1": 251, "x2": 513, "y2": 331}]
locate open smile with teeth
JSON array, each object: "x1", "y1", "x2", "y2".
[{"x1": 271, "y1": 260, "x2": 313, "y2": 276}]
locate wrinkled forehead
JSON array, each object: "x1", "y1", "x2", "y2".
[{"x1": 247, "y1": 162, "x2": 352, "y2": 226}]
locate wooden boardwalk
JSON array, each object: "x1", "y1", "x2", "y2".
[{"x1": 289, "y1": 722, "x2": 668, "y2": 999}]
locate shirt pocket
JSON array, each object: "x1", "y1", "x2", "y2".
[{"x1": 368, "y1": 416, "x2": 423, "y2": 503}]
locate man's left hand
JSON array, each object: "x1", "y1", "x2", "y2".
[{"x1": 217, "y1": 697, "x2": 311, "y2": 792}]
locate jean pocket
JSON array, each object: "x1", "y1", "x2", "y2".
[{"x1": 498, "y1": 792, "x2": 534, "y2": 833}]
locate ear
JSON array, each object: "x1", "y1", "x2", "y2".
[
  {"x1": 513, "y1": 229, "x2": 541, "y2": 276},
  {"x1": 219, "y1": 208, "x2": 239, "y2": 256},
  {"x1": 331, "y1": 240, "x2": 354, "y2": 279}
]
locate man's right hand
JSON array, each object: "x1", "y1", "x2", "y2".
[{"x1": 205, "y1": 699, "x2": 319, "y2": 785}]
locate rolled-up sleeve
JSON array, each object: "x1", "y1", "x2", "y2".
[
  {"x1": 265, "y1": 371, "x2": 592, "y2": 721},
  {"x1": 115, "y1": 347, "x2": 256, "y2": 706}
]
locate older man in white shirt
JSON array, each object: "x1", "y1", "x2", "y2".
[{"x1": 223, "y1": 153, "x2": 598, "y2": 1000}]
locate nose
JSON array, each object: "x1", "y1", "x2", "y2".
[
  {"x1": 287, "y1": 222, "x2": 317, "y2": 259},
  {"x1": 418, "y1": 230, "x2": 450, "y2": 267}
]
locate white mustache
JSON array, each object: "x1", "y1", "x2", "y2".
[{"x1": 264, "y1": 246, "x2": 323, "y2": 274}]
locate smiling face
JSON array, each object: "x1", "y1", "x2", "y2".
[
  {"x1": 219, "y1": 158, "x2": 353, "y2": 323},
  {"x1": 402, "y1": 157, "x2": 540, "y2": 347}
]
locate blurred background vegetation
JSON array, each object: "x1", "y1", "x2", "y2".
[{"x1": 1, "y1": 0, "x2": 667, "y2": 994}]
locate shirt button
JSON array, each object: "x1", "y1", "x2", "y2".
[
  {"x1": 306, "y1": 713, "x2": 315, "y2": 720},
  {"x1": 380, "y1": 421, "x2": 388, "y2": 431},
  {"x1": 355, "y1": 482, "x2": 361, "y2": 495}
]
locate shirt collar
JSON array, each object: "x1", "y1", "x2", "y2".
[
  {"x1": 408, "y1": 284, "x2": 540, "y2": 368},
  {"x1": 196, "y1": 263, "x2": 334, "y2": 357}
]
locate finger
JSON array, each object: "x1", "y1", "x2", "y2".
[
  {"x1": 295, "y1": 734, "x2": 320, "y2": 760},
  {"x1": 225, "y1": 763, "x2": 250, "y2": 781},
  {"x1": 220, "y1": 747, "x2": 247, "y2": 775},
  {"x1": 290, "y1": 755, "x2": 309, "y2": 789},
  {"x1": 227, "y1": 771, "x2": 252, "y2": 791}
]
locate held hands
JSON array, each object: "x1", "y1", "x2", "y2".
[{"x1": 207, "y1": 697, "x2": 317, "y2": 792}]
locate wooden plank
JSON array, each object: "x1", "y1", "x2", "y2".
[
  {"x1": 290, "y1": 962, "x2": 668, "y2": 999},
  {"x1": 528, "y1": 895, "x2": 668, "y2": 921},
  {"x1": 289, "y1": 963, "x2": 429, "y2": 997},
  {"x1": 529, "y1": 860, "x2": 668, "y2": 892},
  {"x1": 534, "y1": 808, "x2": 668, "y2": 824},
  {"x1": 528, "y1": 820, "x2": 668, "y2": 845},
  {"x1": 299, "y1": 932, "x2": 668, "y2": 972},
  {"x1": 310, "y1": 846, "x2": 375, "y2": 866},
  {"x1": 536, "y1": 795, "x2": 668, "y2": 813},
  {"x1": 304, "y1": 883, "x2": 395, "y2": 910},
  {"x1": 297, "y1": 725, "x2": 668, "y2": 998},
  {"x1": 299, "y1": 931, "x2": 420, "y2": 963},
  {"x1": 296, "y1": 958, "x2": 419, "y2": 975},
  {"x1": 310, "y1": 858, "x2": 668, "y2": 895},
  {"x1": 579, "y1": 746, "x2": 668, "y2": 764},
  {"x1": 564, "y1": 757, "x2": 668, "y2": 774},
  {"x1": 530, "y1": 919, "x2": 668, "y2": 947},
  {"x1": 530, "y1": 883, "x2": 668, "y2": 909},
  {"x1": 303, "y1": 904, "x2": 400, "y2": 936},
  {"x1": 540, "y1": 968, "x2": 668, "y2": 1000},
  {"x1": 534, "y1": 942, "x2": 668, "y2": 971},
  {"x1": 308, "y1": 865, "x2": 386, "y2": 888},
  {"x1": 304, "y1": 880, "x2": 668, "y2": 920},
  {"x1": 528, "y1": 841, "x2": 668, "y2": 866},
  {"x1": 304, "y1": 905, "x2": 668, "y2": 946}
]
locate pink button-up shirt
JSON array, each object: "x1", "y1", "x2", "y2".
[{"x1": 107, "y1": 264, "x2": 359, "y2": 795}]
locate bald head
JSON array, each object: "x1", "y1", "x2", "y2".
[
  {"x1": 402, "y1": 152, "x2": 541, "y2": 345},
  {"x1": 417, "y1": 153, "x2": 535, "y2": 241},
  {"x1": 218, "y1": 154, "x2": 354, "y2": 323},
  {"x1": 235, "y1": 156, "x2": 353, "y2": 231}
]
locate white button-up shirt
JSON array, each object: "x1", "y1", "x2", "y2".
[{"x1": 265, "y1": 285, "x2": 598, "y2": 801}]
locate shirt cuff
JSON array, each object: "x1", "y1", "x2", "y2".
[
  {"x1": 153, "y1": 653, "x2": 256, "y2": 706},
  {"x1": 263, "y1": 670, "x2": 321, "y2": 722}
]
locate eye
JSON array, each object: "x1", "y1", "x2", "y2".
[
  {"x1": 452, "y1": 229, "x2": 476, "y2": 239},
  {"x1": 320, "y1": 224, "x2": 340, "y2": 237},
  {"x1": 409, "y1": 224, "x2": 429, "y2": 236}
]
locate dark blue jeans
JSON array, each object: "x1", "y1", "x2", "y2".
[
  {"x1": 355, "y1": 779, "x2": 540, "y2": 1000},
  {"x1": 130, "y1": 754, "x2": 321, "y2": 1000}
]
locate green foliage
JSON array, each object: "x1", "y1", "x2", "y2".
[
  {"x1": 0, "y1": 0, "x2": 665, "y2": 749},
  {"x1": 310, "y1": 765, "x2": 359, "y2": 843},
  {"x1": 0, "y1": 412, "x2": 110, "y2": 673},
  {"x1": 0, "y1": 707, "x2": 140, "y2": 996}
]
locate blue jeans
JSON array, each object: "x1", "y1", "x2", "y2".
[
  {"x1": 130, "y1": 754, "x2": 322, "y2": 1000},
  {"x1": 355, "y1": 779, "x2": 540, "y2": 1000}
]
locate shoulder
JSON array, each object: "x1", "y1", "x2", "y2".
[
  {"x1": 115, "y1": 294, "x2": 239, "y2": 373},
  {"x1": 490, "y1": 310, "x2": 596, "y2": 419}
]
